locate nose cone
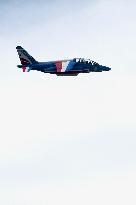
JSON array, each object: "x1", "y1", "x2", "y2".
[{"x1": 102, "y1": 66, "x2": 111, "y2": 71}]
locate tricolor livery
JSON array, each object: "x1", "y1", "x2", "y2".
[{"x1": 16, "y1": 46, "x2": 111, "y2": 76}]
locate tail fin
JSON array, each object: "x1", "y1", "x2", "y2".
[{"x1": 16, "y1": 46, "x2": 38, "y2": 65}]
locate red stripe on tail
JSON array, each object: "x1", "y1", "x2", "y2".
[{"x1": 22, "y1": 67, "x2": 26, "y2": 72}]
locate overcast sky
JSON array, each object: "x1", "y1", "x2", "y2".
[{"x1": 0, "y1": 0, "x2": 136, "y2": 205}]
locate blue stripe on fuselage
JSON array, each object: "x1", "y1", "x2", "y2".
[{"x1": 66, "y1": 60, "x2": 76, "y2": 71}]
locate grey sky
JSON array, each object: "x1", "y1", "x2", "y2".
[{"x1": 0, "y1": 0, "x2": 136, "y2": 205}]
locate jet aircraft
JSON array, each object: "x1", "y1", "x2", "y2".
[{"x1": 16, "y1": 46, "x2": 111, "y2": 76}]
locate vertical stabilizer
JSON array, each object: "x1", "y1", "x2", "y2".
[{"x1": 16, "y1": 46, "x2": 37, "y2": 65}]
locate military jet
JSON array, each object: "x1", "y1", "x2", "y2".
[{"x1": 16, "y1": 46, "x2": 111, "y2": 76}]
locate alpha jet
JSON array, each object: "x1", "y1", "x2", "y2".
[{"x1": 16, "y1": 46, "x2": 111, "y2": 76}]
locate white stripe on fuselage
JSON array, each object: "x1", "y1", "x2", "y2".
[{"x1": 61, "y1": 61, "x2": 70, "y2": 72}]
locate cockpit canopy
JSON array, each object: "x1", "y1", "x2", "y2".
[{"x1": 73, "y1": 58, "x2": 99, "y2": 65}]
